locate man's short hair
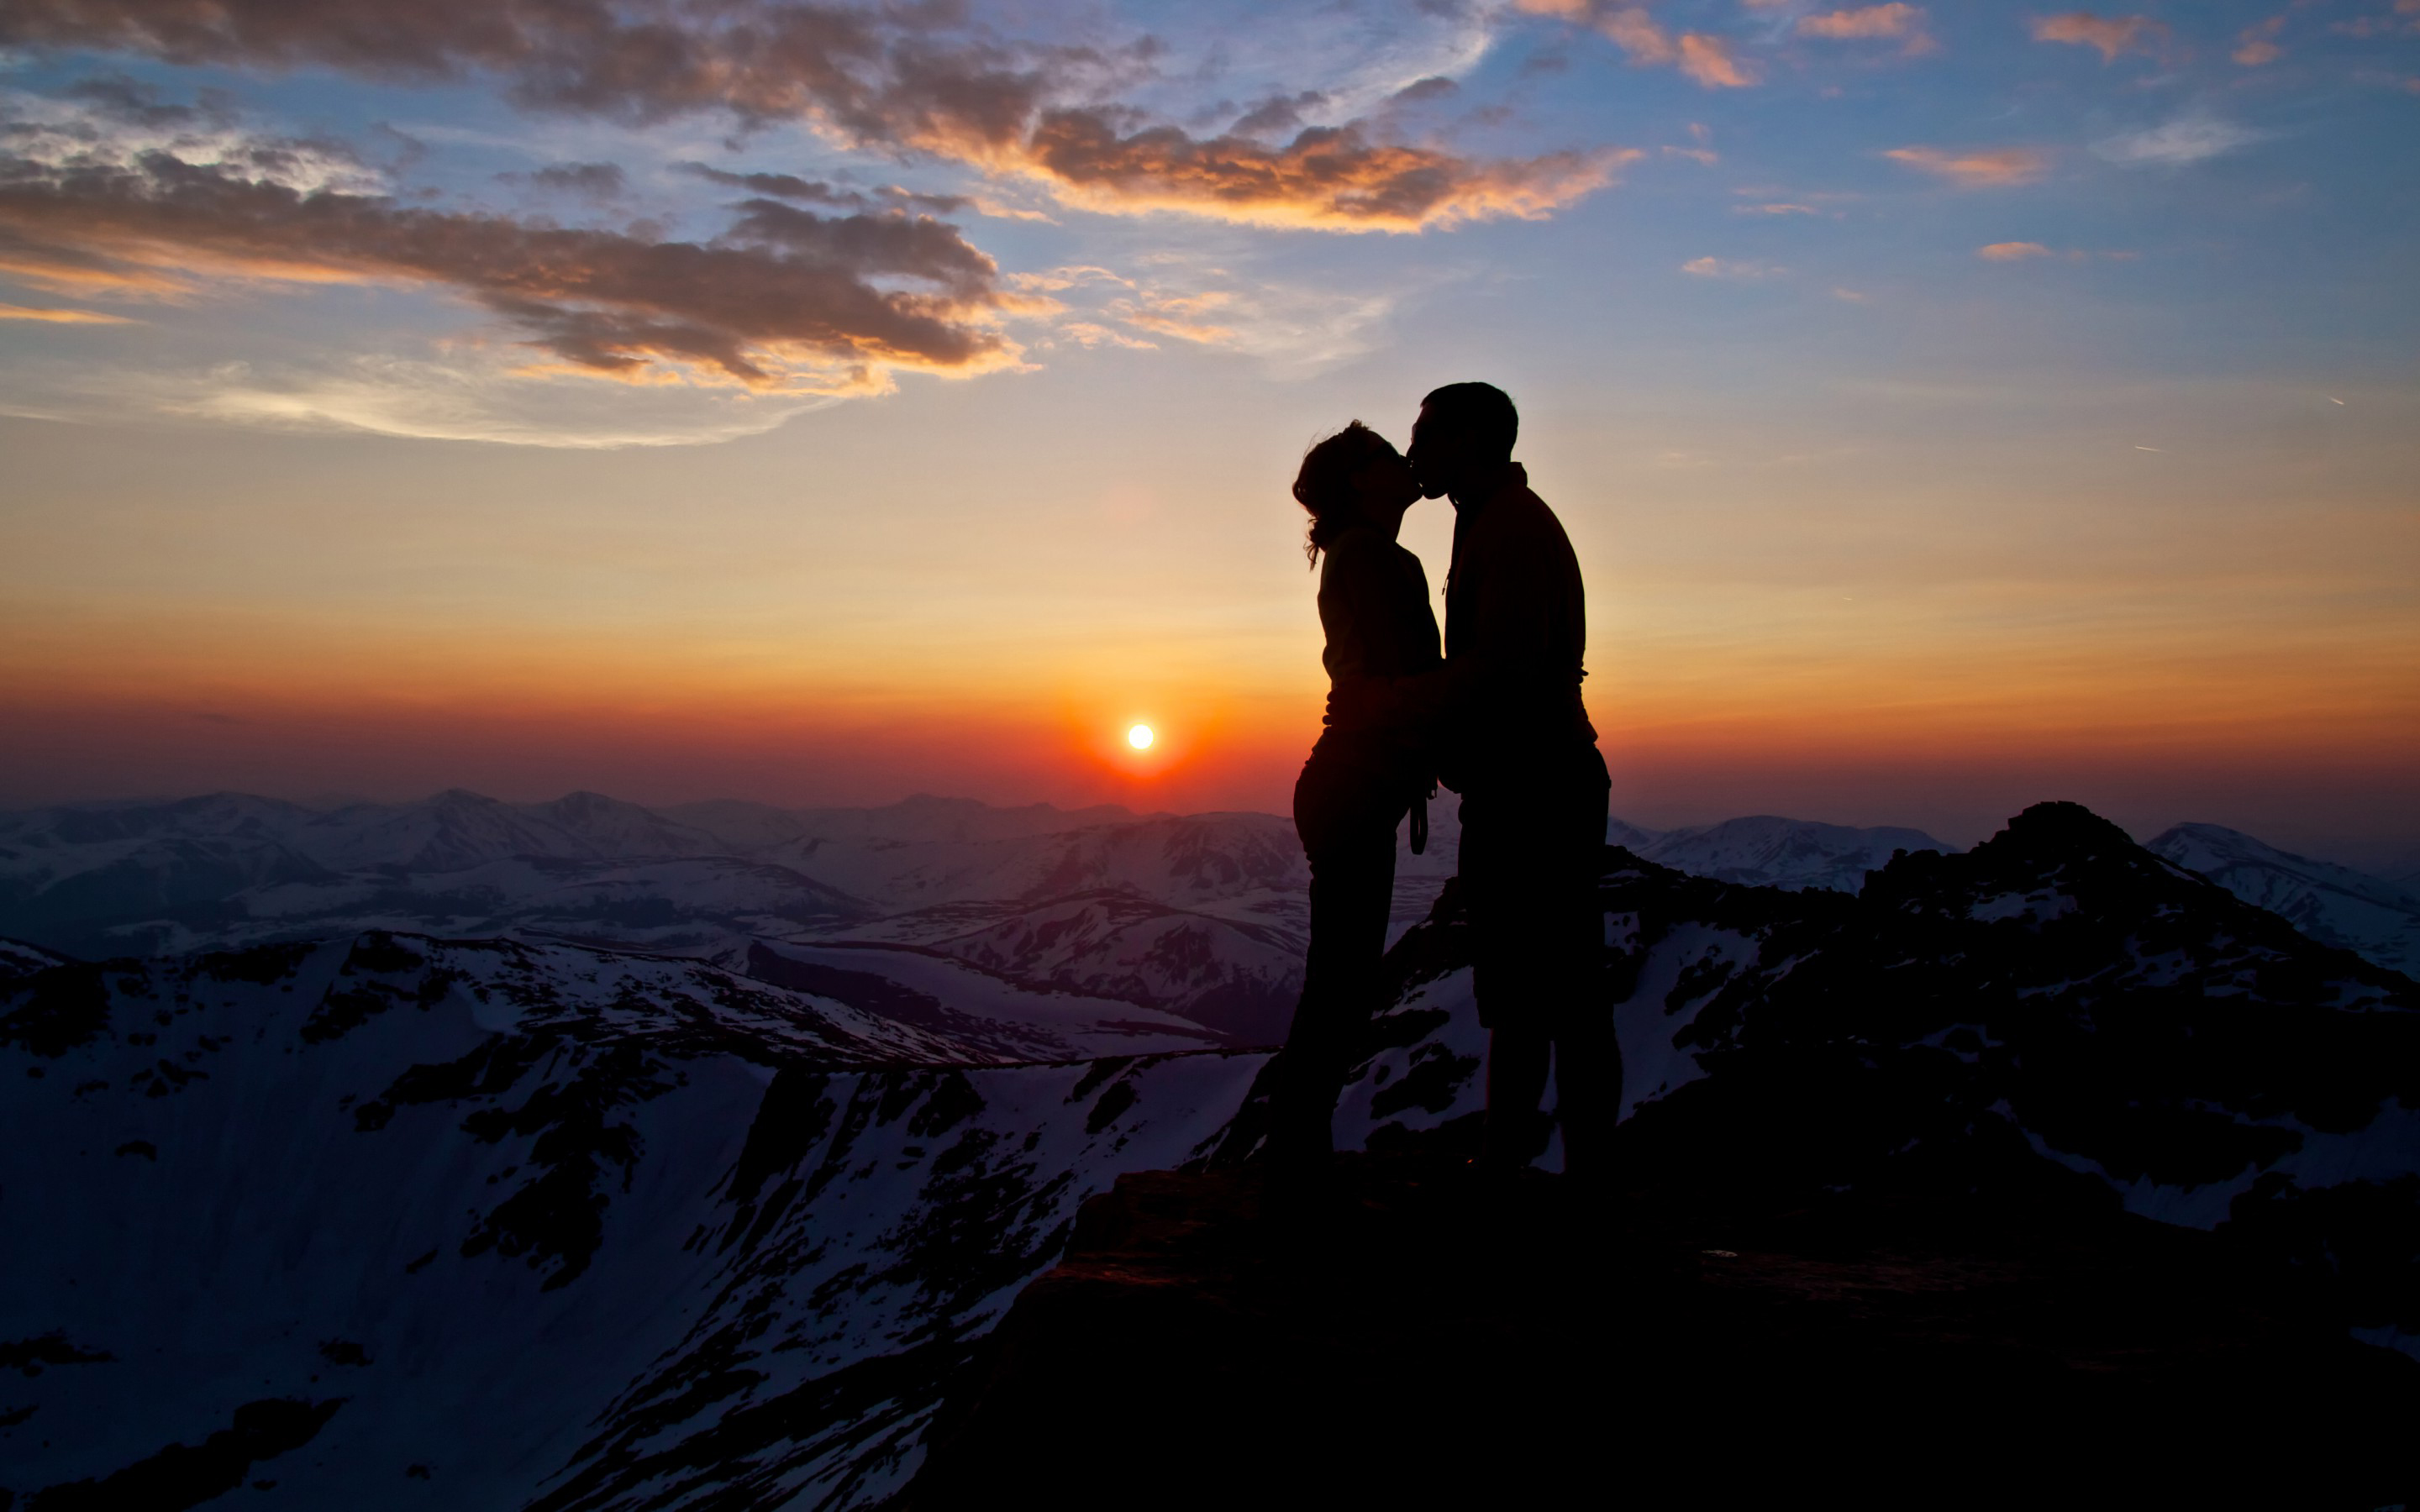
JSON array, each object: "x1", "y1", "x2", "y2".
[{"x1": 1420, "y1": 381, "x2": 1518, "y2": 464}]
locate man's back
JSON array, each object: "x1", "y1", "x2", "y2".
[{"x1": 1442, "y1": 462, "x2": 1594, "y2": 782}]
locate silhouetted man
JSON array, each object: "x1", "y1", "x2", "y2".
[{"x1": 1403, "y1": 383, "x2": 1616, "y2": 1179}]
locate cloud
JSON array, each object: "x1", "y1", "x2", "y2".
[
  {"x1": 1231, "y1": 92, "x2": 1328, "y2": 139},
  {"x1": 2091, "y1": 114, "x2": 2266, "y2": 167},
  {"x1": 0, "y1": 300, "x2": 135, "y2": 321},
  {"x1": 2029, "y1": 13, "x2": 2167, "y2": 63},
  {"x1": 1677, "y1": 34, "x2": 1760, "y2": 87},
  {"x1": 513, "y1": 161, "x2": 625, "y2": 201},
  {"x1": 1016, "y1": 114, "x2": 1633, "y2": 230},
  {"x1": 187, "y1": 355, "x2": 838, "y2": 444},
  {"x1": 0, "y1": 119, "x2": 1018, "y2": 391},
  {"x1": 2233, "y1": 14, "x2": 2286, "y2": 66},
  {"x1": 1976, "y1": 241, "x2": 2052, "y2": 260},
  {"x1": 1029, "y1": 260, "x2": 1409, "y2": 375},
  {"x1": 1386, "y1": 76, "x2": 1460, "y2": 108},
  {"x1": 1515, "y1": 1, "x2": 1762, "y2": 87},
  {"x1": 1735, "y1": 202, "x2": 1817, "y2": 214},
  {"x1": 1797, "y1": 5, "x2": 1938, "y2": 55},
  {"x1": 0, "y1": 1, "x2": 1616, "y2": 232},
  {"x1": 1681, "y1": 255, "x2": 1784, "y2": 278},
  {"x1": 678, "y1": 161, "x2": 970, "y2": 216},
  {"x1": 1883, "y1": 145, "x2": 2049, "y2": 186}
]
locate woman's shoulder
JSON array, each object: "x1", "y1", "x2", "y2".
[{"x1": 1321, "y1": 523, "x2": 1386, "y2": 557}]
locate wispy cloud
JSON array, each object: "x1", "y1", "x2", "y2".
[
  {"x1": 1682, "y1": 255, "x2": 1786, "y2": 279},
  {"x1": 1797, "y1": 5, "x2": 1938, "y2": 55},
  {"x1": 2233, "y1": 14, "x2": 2287, "y2": 66},
  {"x1": 2029, "y1": 13, "x2": 2168, "y2": 63},
  {"x1": 2092, "y1": 113, "x2": 2266, "y2": 167},
  {"x1": 1023, "y1": 259, "x2": 1409, "y2": 376},
  {"x1": 1976, "y1": 242, "x2": 2133, "y2": 262},
  {"x1": 0, "y1": 300, "x2": 135, "y2": 322},
  {"x1": 1883, "y1": 145, "x2": 2049, "y2": 186}
]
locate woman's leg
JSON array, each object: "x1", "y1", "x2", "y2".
[{"x1": 1269, "y1": 759, "x2": 1400, "y2": 1163}]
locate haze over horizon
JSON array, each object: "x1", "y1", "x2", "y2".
[{"x1": 2, "y1": 0, "x2": 2414, "y2": 867}]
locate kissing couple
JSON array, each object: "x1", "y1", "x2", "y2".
[{"x1": 1268, "y1": 382, "x2": 1618, "y2": 1184}]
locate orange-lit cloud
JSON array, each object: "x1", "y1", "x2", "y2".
[
  {"x1": 1517, "y1": 2, "x2": 1761, "y2": 88},
  {"x1": 1977, "y1": 240, "x2": 2053, "y2": 260},
  {"x1": 1678, "y1": 34, "x2": 1760, "y2": 87},
  {"x1": 2030, "y1": 12, "x2": 2168, "y2": 62},
  {"x1": 1797, "y1": 4, "x2": 1938, "y2": 55},
  {"x1": 2233, "y1": 14, "x2": 2287, "y2": 65},
  {"x1": 1884, "y1": 145, "x2": 2050, "y2": 186},
  {"x1": 0, "y1": 300, "x2": 136, "y2": 322},
  {"x1": 1013, "y1": 115, "x2": 1628, "y2": 232}
]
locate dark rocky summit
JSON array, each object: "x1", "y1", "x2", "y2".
[
  {"x1": 908, "y1": 1151, "x2": 2417, "y2": 1510},
  {"x1": 912, "y1": 801, "x2": 2420, "y2": 1509}
]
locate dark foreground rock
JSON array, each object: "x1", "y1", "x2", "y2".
[{"x1": 905, "y1": 1151, "x2": 2420, "y2": 1511}]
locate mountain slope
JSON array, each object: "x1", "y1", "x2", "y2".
[
  {"x1": 0, "y1": 932, "x2": 1258, "y2": 1509},
  {"x1": 2149, "y1": 822, "x2": 2420, "y2": 979}
]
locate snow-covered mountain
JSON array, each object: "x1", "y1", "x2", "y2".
[
  {"x1": 0, "y1": 795, "x2": 1406, "y2": 1043},
  {"x1": 13, "y1": 790, "x2": 2413, "y2": 1056},
  {"x1": 2148, "y1": 822, "x2": 2420, "y2": 979},
  {"x1": 5, "y1": 801, "x2": 2414, "y2": 1509},
  {"x1": 1623, "y1": 814, "x2": 1956, "y2": 893},
  {"x1": 0, "y1": 931, "x2": 1259, "y2": 1508}
]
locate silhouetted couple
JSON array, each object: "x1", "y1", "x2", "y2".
[{"x1": 1270, "y1": 382, "x2": 1617, "y2": 1184}]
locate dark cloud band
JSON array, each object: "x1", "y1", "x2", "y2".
[{"x1": 2, "y1": 0, "x2": 1613, "y2": 229}]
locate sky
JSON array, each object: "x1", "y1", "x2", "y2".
[{"x1": 0, "y1": 0, "x2": 2415, "y2": 864}]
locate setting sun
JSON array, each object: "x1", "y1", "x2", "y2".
[{"x1": 1128, "y1": 724, "x2": 1155, "y2": 750}]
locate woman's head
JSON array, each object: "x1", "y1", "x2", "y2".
[{"x1": 1293, "y1": 421, "x2": 1418, "y2": 564}]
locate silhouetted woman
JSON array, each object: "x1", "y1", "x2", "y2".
[{"x1": 1268, "y1": 422, "x2": 1441, "y2": 1167}]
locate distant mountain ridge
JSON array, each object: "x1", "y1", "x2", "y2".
[
  {"x1": 2145, "y1": 823, "x2": 2420, "y2": 980},
  {"x1": 8, "y1": 790, "x2": 2412, "y2": 1041}
]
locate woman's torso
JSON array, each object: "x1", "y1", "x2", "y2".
[{"x1": 1311, "y1": 526, "x2": 1440, "y2": 789}]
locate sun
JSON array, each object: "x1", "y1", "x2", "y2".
[{"x1": 1127, "y1": 723, "x2": 1155, "y2": 750}]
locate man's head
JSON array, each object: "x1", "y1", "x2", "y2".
[{"x1": 1408, "y1": 381, "x2": 1518, "y2": 500}]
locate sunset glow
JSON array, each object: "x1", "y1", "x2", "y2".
[{"x1": 0, "y1": 0, "x2": 2411, "y2": 865}]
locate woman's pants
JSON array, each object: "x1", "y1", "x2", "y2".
[{"x1": 1266, "y1": 752, "x2": 1407, "y2": 1161}]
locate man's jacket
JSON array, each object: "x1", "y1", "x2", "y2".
[{"x1": 1344, "y1": 462, "x2": 1596, "y2": 792}]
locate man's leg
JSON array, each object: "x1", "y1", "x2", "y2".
[
  {"x1": 1469, "y1": 787, "x2": 1560, "y2": 1170},
  {"x1": 1483, "y1": 1021, "x2": 1553, "y2": 1170},
  {"x1": 1553, "y1": 1010, "x2": 1618, "y2": 1186},
  {"x1": 1550, "y1": 749, "x2": 1618, "y2": 1184}
]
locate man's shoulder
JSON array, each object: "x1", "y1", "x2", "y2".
[{"x1": 1477, "y1": 479, "x2": 1572, "y2": 548}]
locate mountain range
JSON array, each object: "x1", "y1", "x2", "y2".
[
  {"x1": 3, "y1": 790, "x2": 1963, "y2": 1047},
  {"x1": 3, "y1": 799, "x2": 2412, "y2": 1509}
]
